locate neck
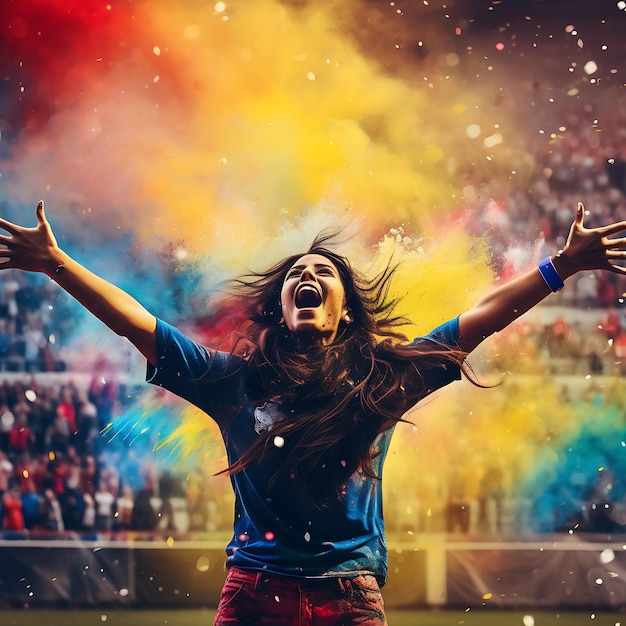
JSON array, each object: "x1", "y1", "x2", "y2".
[{"x1": 292, "y1": 333, "x2": 333, "y2": 352}]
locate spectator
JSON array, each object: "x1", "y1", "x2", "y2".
[
  {"x1": 15, "y1": 452, "x2": 36, "y2": 493},
  {"x1": 0, "y1": 319, "x2": 13, "y2": 363},
  {"x1": 44, "y1": 414, "x2": 71, "y2": 456},
  {"x1": 549, "y1": 316, "x2": 569, "y2": 358},
  {"x1": 80, "y1": 454, "x2": 96, "y2": 496},
  {"x1": 1, "y1": 272, "x2": 20, "y2": 321},
  {"x1": 8, "y1": 414, "x2": 35, "y2": 457},
  {"x1": 116, "y1": 485, "x2": 134, "y2": 530},
  {"x1": 60, "y1": 486, "x2": 84, "y2": 531},
  {"x1": 21, "y1": 483, "x2": 41, "y2": 529},
  {"x1": 22, "y1": 319, "x2": 47, "y2": 372},
  {"x1": 98, "y1": 453, "x2": 120, "y2": 498},
  {"x1": 45, "y1": 453, "x2": 68, "y2": 498},
  {"x1": 446, "y1": 467, "x2": 472, "y2": 534},
  {"x1": 64, "y1": 446, "x2": 82, "y2": 492},
  {"x1": 613, "y1": 331, "x2": 626, "y2": 374},
  {"x1": 186, "y1": 471, "x2": 209, "y2": 532},
  {"x1": 2, "y1": 484, "x2": 24, "y2": 530},
  {"x1": 0, "y1": 451, "x2": 13, "y2": 497},
  {"x1": 599, "y1": 306, "x2": 621, "y2": 341},
  {"x1": 75, "y1": 391, "x2": 98, "y2": 455},
  {"x1": 477, "y1": 463, "x2": 506, "y2": 534},
  {"x1": 30, "y1": 453, "x2": 48, "y2": 494},
  {"x1": 56, "y1": 386, "x2": 77, "y2": 435},
  {"x1": 130, "y1": 489, "x2": 157, "y2": 531},
  {"x1": 158, "y1": 496, "x2": 177, "y2": 532},
  {"x1": 0, "y1": 407, "x2": 13, "y2": 451},
  {"x1": 94, "y1": 481, "x2": 116, "y2": 532},
  {"x1": 41, "y1": 488, "x2": 64, "y2": 531},
  {"x1": 82, "y1": 492, "x2": 96, "y2": 531}
]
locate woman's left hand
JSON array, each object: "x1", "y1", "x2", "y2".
[{"x1": 554, "y1": 202, "x2": 626, "y2": 279}]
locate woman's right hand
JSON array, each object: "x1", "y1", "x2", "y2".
[
  {"x1": 0, "y1": 201, "x2": 61, "y2": 275},
  {"x1": 0, "y1": 200, "x2": 157, "y2": 363}
]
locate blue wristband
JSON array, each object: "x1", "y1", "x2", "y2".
[{"x1": 538, "y1": 257, "x2": 564, "y2": 292}]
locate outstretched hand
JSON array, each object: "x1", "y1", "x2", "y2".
[
  {"x1": 457, "y1": 202, "x2": 626, "y2": 354},
  {"x1": 0, "y1": 201, "x2": 60, "y2": 275},
  {"x1": 557, "y1": 202, "x2": 626, "y2": 277}
]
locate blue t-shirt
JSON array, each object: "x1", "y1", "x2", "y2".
[{"x1": 147, "y1": 317, "x2": 461, "y2": 585}]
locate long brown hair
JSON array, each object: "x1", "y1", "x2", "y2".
[{"x1": 222, "y1": 231, "x2": 470, "y2": 503}]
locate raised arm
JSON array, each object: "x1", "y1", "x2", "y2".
[
  {"x1": 457, "y1": 202, "x2": 626, "y2": 354},
  {"x1": 0, "y1": 201, "x2": 157, "y2": 365}
]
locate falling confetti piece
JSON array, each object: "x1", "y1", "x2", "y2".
[
  {"x1": 196, "y1": 556, "x2": 211, "y2": 572},
  {"x1": 466, "y1": 124, "x2": 481, "y2": 139},
  {"x1": 600, "y1": 549, "x2": 616, "y2": 565}
]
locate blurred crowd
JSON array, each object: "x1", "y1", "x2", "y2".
[
  {"x1": 0, "y1": 271, "x2": 67, "y2": 374},
  {"x1": 0, "y1": 373, "x2": 236, "y2": 536},
  {"x1": 0, "y1": 376, "x2": 183, "y2": 535}
]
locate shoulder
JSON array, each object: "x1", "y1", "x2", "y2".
[
  {"x1": 151, "y1": 318, "x2": 246, "y2": 381},
  {"x1": 375, "y1": 316, "x2": 461, "y2": 352},
  {"x1": 417, "y1": 315, "x2": 461, "y2": 347}
]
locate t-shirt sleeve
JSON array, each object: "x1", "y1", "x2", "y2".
[
  {"x1": 411, "y1": 315, "x2": 463, "y2": 392},
  {"x1": 422, "y1": 315, "x2": 461, "y2": 346},
  {"x1": 146, "y1": 318, "x2": 245, "y2": 419}
]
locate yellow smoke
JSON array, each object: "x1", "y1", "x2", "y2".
[
  {"x1": 137, "y1": 0, "x2": 517, "y2": 264},
  {"x1": 6, "y1": 0, "x2": 529, "y2": 286}
]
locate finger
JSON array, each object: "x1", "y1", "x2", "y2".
[
  {"x1": 606, "y1": 263, "x2": 626, "y2": 275},
  {"x1": 604, "y1": 236, "x2": 626, "y2": 248},
  {"x1": 575, "y1": 202, "x2": 585, "y2": 227},
  {"x1": 0, "y1": 218, "x2": 19, "y2": 236},
  {"x1": 36, "y1": 200, "x2": 46, "y2": 225},
  {"x1": 599, "y1": 221, "x2": 626, "y2": 238}
]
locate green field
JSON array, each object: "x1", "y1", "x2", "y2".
[{"x1": 0, "y1": 610, "x2": 623, "y2": 626}]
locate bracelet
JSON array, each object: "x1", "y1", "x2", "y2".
[
  {"x1": 54, "y1": 264, "x2": 66, "y2": 276},
  {"x1": 538, "y1": 256, "x2": 564, "y2": 292}
]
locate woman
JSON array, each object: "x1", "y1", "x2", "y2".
[{"x1": 1, "y1": 201, "x2": 625, "y2": 625}]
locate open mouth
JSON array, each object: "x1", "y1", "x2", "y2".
[{"x1": 295, "y1": 284, "x2": 323, "y2": 309}]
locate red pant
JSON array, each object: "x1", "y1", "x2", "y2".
[{"x1": 214, "y1": 566, "x2": 388, "y2": 626}]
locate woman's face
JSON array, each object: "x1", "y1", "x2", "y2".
[{"x1": 280, "y1": 253, "x2": 348, "y2": 345}]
